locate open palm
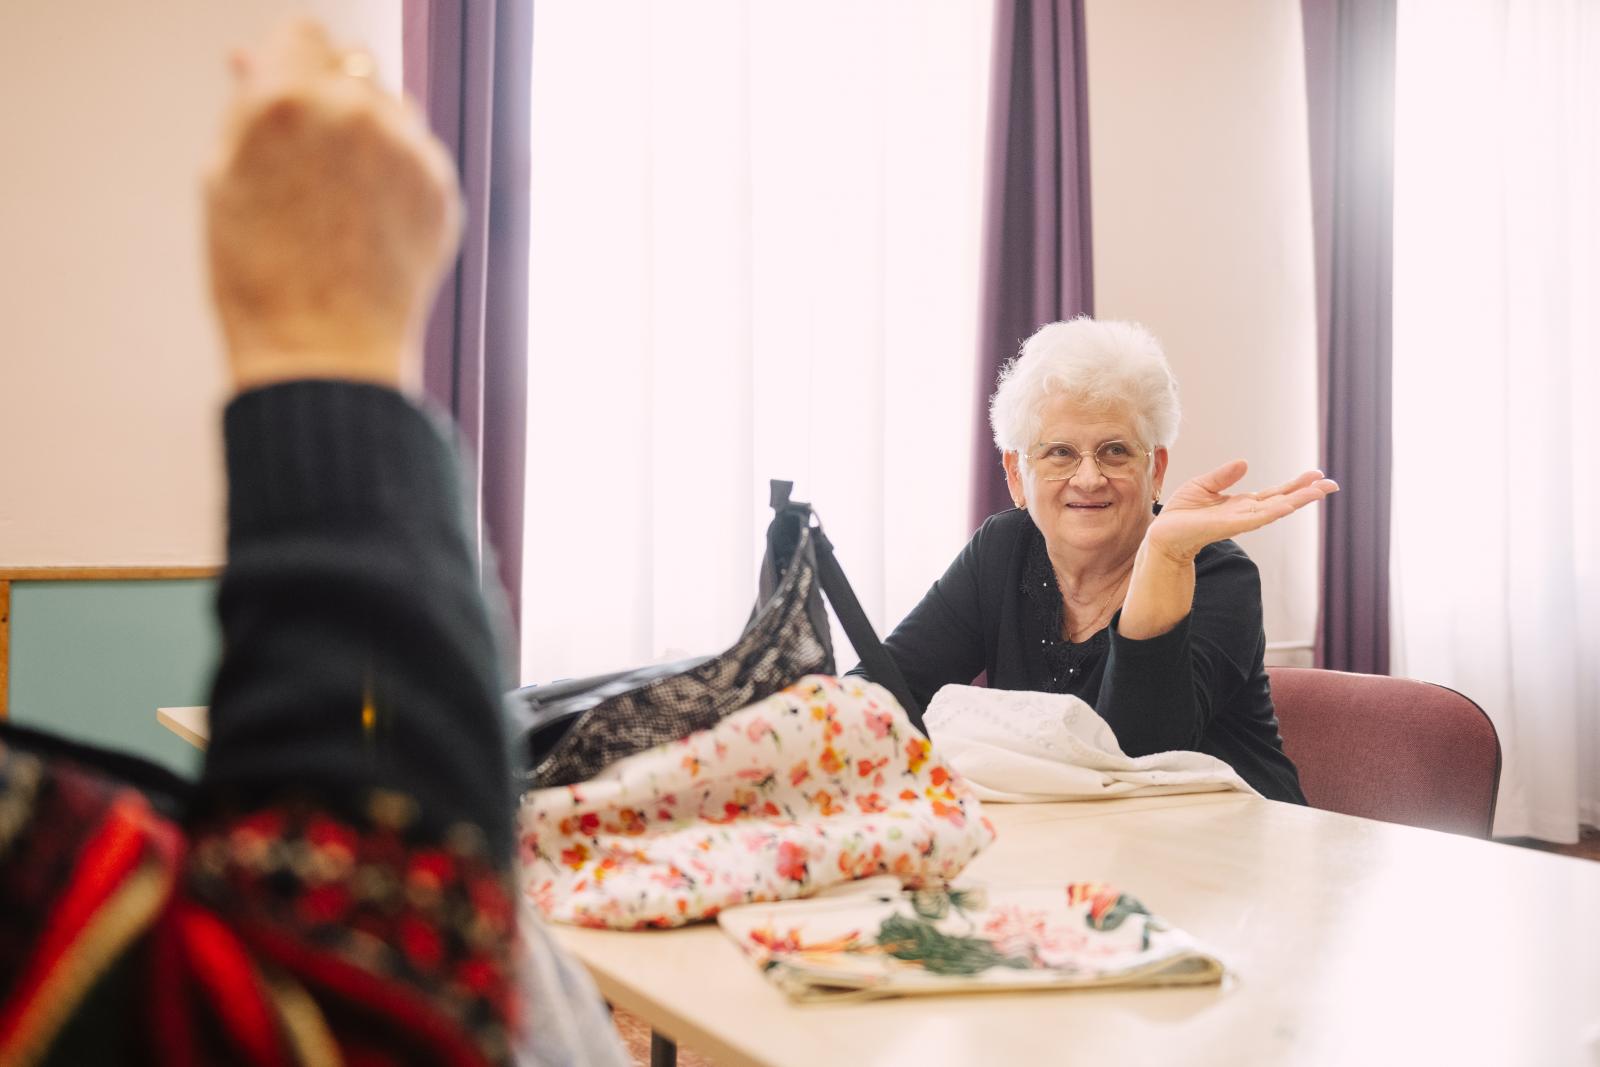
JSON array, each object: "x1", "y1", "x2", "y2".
[{"x1": 1148, "y1": 460, "x2": 1339, "y2": 562}]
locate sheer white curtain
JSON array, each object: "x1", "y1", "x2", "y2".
[
  {"x1": 1392, "y1": 0, "x2": 1599, "y2": 840},
  {"x1": 522, "y1": 1, "x2": 994, "y2": 683}
]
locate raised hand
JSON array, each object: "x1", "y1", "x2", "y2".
[
  {"x1": 1146, "y1": 460, "x2": 1339, "y2": 563},
  {"x1": 204, "y1": 19, "x2": 461, "y2": 393}
]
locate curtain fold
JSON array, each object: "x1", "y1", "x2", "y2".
[
  {"x1": 403, "y1": 0, "x2": 533, "y2": 634},
  {"x1": 1301, "y1": 0, "x2": 1395, "y2": 674},
  {"x1": 970, "y1": 0, "x2": 1094, "y2": 528}
]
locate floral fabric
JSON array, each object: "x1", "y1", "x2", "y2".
[
  {"x1": 718, "y1": 882, "x2": 1225, "y2": 1001},
  {"x1": 517, "y1": 676, "x2": 994, "y2": 929}
]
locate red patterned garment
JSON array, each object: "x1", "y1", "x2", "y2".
[{"x1": 0, "y1": 743, "x2": 518, "y2": 1067}]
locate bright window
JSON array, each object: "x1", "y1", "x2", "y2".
[{"x1": 522, "y1": 1, "x2": 995, "y2": 682}]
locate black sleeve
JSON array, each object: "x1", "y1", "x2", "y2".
[
  {"x1": 1093, "y1": 542, "x2": 1263, "y2": 758},
  {"x1": 194, "y1": 382, "x2": 514, "y2": 864},
  {"x1": 852, "y1": 526, "x2": 989, "y2": 712}
]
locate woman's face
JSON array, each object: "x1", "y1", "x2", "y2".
[{"x1": 1003, "y1": 395, "x2": 1168, "y2": 565}]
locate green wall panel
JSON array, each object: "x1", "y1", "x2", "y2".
[{"x1": 7, "y1": 579, "x2": 218, "y2": 778}]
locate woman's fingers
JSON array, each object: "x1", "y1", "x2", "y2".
[
  {"x1": 1239, "y1": 479, "x2": 1340, "y2": 528},
  {"x1": 1255, "y1": 469, "x2": 1326, "y2": 501},
  {"x1": 1189, "y1": 459, "x2": 1250, "y2": 496}
]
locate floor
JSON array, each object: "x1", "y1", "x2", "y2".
[{"x1": 614, "y1": 1008, "x2": 717, "y2": 1067}]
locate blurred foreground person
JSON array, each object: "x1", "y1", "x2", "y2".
[{"x1": 0, "y1": 20, "x2": 621, "y2": 1066}]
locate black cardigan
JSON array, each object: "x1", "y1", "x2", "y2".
[{"x1": 862, "y1": 508, "x2": 1306, "y2": 804}]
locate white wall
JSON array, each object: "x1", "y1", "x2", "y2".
[
  {"x1": 1084, "y1": 0, "x2": 1321, "y2": 659},
  {"x1": 0, "y1": 2, "x2": 401, "y2": 567}
]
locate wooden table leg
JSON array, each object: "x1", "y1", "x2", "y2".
[{"x1": 649, "y1": 1030, "x2": 677, "y2": 1067}]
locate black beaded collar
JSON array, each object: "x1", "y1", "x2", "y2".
[{"x1": 1019, "y1": 528, "x2": 1109, "y2": 693}]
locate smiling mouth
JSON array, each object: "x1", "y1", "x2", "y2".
[{"x1": 1065, "y1": 502, "x2": 1112, "y2": 510}]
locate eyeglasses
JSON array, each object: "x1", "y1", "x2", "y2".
[{"x1": 1028, "y1": 439, "x2": 1151, "y2": 481}]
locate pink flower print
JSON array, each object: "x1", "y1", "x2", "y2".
[
  {"x1": 650, "y1": 865, "x2": 691, "y2": 890},
  {"x1": 517, "y1": 834, "x2": 541, "y2": 868},
  {"x1": 777, "y1": 841, "x2": 810, "y2": 883},
  {"x1": 982, "y1": 906, "x2": 1062, "y2": 964},
  {"x1": 863, "y1": 710, "x2": 894, "y2": 739},
  {"x1": 789, "y1": 761, "x2": 812, "y2": 787},
  {"x1": 745, "y1": 717, "x2": 776, "y2": 744}
]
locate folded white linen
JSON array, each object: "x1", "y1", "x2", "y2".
[{"x1": 924, "y1": 684, "x2": 1257, "y2": 802}]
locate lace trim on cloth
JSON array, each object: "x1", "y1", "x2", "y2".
[{"x1": 1020, "y1": 530, "x2": 1109, "y2": 691}]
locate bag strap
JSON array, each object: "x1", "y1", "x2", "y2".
[{"x1": 768, "y1": 481, "x2": 925, "y2": 730}]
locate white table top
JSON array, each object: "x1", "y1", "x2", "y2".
[{"x1": 551, "y1": 793, "x2": 1600, "y2": 1067}]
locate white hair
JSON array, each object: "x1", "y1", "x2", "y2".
[{"x1": 988, "y1": 317, "x2": 1181, "y2": 455}]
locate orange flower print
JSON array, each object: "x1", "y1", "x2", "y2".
[
  {"x1": 899, "y1": 789, "x2": 918, "y2": 801},
  {"x1": 855, "y1": 792, "x2": 888, "y2": 814},
  {"x1": 789, "y1": 761, "x2": 812, "y2": 787},
  {"x1": 930, "y1": 766, "x2": 950, "y2": 787},
  {"x1": 559, "y1": 843, "x2": 590, "y2": 870},
  {"x1": 905, "y1": 737, "x2": 931, "y2": 775},
  {"x1": 819, "y1": 746, "x2": 845, "y2": 775},
  {"x1": 810, "y1": 791, "x2": 842, "y2": 817},
  {"x1": 777, "y1": 841, "x2": 809, "y2": 883},
  {"x1": 811, "y1": 704, "x2": 829, "y2": 721},
  {"x1": 857, "y1": 757, "x2": 887, "y2": 779},
  {"x1": 682, "y1": 754, "x2": 702, "y2": 777},
  {"x1": 931, "y1": 800, "x2": 966, "y2": 828}
]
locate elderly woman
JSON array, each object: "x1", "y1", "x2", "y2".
[{"x1": 874, "y1": 318, "x2": 1336, "y2": 803}]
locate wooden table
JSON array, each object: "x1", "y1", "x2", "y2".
[
  {"x1": 552, "y1": 793, "x2": 1600, "y2": 1067},
  {"x1": 156, "y1": 705, "x2": 209, "y2": 748}
]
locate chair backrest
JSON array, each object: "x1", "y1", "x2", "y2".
[{"x1": 1266, "y1": 667, "x2": 1502, "y2": 837}]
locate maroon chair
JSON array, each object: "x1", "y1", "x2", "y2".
[{"x1": 1266, "y1": 667, "x2": 1502, "y2": 837}]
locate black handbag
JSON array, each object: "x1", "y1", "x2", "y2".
[{"x1": 507, "y1": 480, "x2": 920, "y2": 787}]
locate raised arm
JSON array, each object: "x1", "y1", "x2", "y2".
[{"x1": 185, "y1": 22, "x2": 519, "y2": 1062}]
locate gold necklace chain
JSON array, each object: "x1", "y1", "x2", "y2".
[{"x1": 1064, "y1": 568, "x2": 1132, "y2": 643}]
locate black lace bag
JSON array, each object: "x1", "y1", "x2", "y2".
[{"x1": 507, "y1": 481, "x2": 921, "y2": 788}]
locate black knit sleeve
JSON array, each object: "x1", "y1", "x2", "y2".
[
  {"x1": 194, "y1": 381, "x2": 514, "y2": 863},
  {"x1": 854, "y1": 521, "x2": 992, "y2": 712},
  {"x1": 1093, "y1": 540, "x2": 1263, "y2": 757}
]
